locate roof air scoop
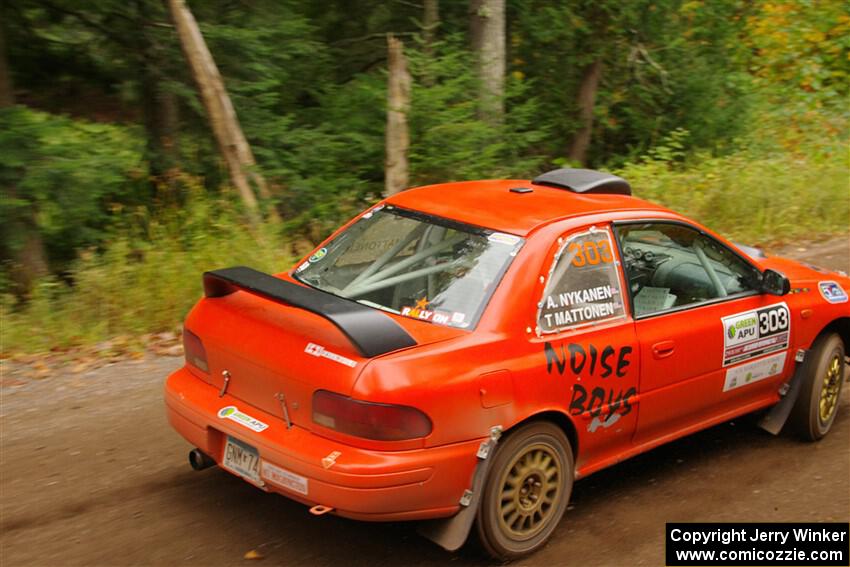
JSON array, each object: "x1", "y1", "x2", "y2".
[{"x1": 532, "y1": 168, "x2": 631, "y2": 196}]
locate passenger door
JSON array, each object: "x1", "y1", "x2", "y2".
[
  {"x1": 528, "y1": 225, "x2": 640, "y2": 469},
  {"x1": 613, "y1": 221, "x2": 792, "y2": 445}
]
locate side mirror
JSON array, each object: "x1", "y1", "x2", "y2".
[{"x1": 761, "y1": 269, "x2": 791, "y2": 296}]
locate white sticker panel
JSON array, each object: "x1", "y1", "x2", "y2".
[
  {"x1": 261, "y1": 461, "x2": 309, "y2": 495},
  {"x1": 723, "y1": 352, "x2": 787, "y2": 392},
  {"x1": 488, "y1": 232, "x2": 521, "y2": 246},
  {"x1": 721, "y1": 302, "x2": 790, "y2": 367}
]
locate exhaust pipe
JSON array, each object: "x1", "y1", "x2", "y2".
[{"x1": 189, "y1": 448, "x2": 215, "y2": 471}]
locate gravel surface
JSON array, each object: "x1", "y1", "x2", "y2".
[{"x1": 1, "y1": 236, "x2": 848, "y2": 566}]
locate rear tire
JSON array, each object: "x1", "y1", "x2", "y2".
[
  {"x1": 475, "y1": 421, "x2": 573, "y2": 561},
  {"x1": 789, "y1": 333, "x2": 845, "y2": 441}
]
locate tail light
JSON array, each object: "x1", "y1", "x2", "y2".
[
  {"x1": 183, "y1": 329, "x2": 209, "y2": 373},
  {"x1": 312, "y1": 390, "x2": 432, "y2": 441}
]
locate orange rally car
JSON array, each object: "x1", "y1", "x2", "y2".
[{"x1": 165, "y1": 168, "x2": 849, "y2": 559}]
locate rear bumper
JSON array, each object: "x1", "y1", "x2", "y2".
[{"x1": 164, "y1": 367, "x2": 481, "y2": 521}]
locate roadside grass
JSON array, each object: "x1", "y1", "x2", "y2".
[
  {"x1": 1, "y1": 193, "x2": 291, "y2": 355},
  {"x1": 616, "y1": 124, "x2": 849, "y2": 245},
  {"x1": 1, "y1": 122, "x2": 848, "y2": 356}
]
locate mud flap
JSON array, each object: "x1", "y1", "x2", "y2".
[
  {"x1": 418, "y1": 426, "x2": 502, "y2": 552},
  {"x1": 758, "y1": 349, "x2": 806, "y2": 435}
]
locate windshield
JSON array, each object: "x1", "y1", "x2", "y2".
[{"x1": 293, "y1": 205, "x2": 524, "y2": 328}]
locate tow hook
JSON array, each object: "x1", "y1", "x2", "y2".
[
  {"x1": 189, "y1": 448, "x2": 215, "y2": 470},
  {"x1": 309, "y1": 504, "x2": 334, "y2": 516}
]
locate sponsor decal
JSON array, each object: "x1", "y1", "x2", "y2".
[
  {"x1": 721, "y1": 303, "x2": 790, "y2": 366},
  {"x1": 400, "y1": 297, "x2": 458, "y2": 326},
  {"x1": 308, "y1": 247, "x2": 327, "y2": 263},
  {"x1": 488, "y1": 232, "x2": 521, "y2": 246},
  {"x1": 217, "y1": 406, "x2": 269, "y2": 432},
  {"x1": 304, "y1": 343, "x2": 357, "y2": 368},
  {"x1": 723, "y1": 352, "x2": 787, "y2": 392},
  {"x1": 818, "y1": 281, "x2": 848, "y2": 304},
  {"x1": 322, "y1": 450, "x2": 341, "y2": 469},
  {"x1": 295, "y1": 261, "x2": 310, "y2": 273},
  {"x1": 400, "y1": 306, "x2": 451, "y2": 325},
  {"x1": 261, "y1": 461, "x2": 308, "y2": 495}
]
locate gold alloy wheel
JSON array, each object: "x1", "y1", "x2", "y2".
[
  {"x1": 819, "y1": 354, "x2": 842, "y2": 423},
  {"x1": 497, "y1": 443, "x2": 562, "y2": 539}
]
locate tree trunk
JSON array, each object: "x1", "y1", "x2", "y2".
[
  {"x1": 3, "y1": 187, "x2": 50, "y2": 299},
  {"x1": 423, "y1": 0, "x2": 439, "y2": 56},
  {"x1": 469, "y1": 0, "x2": 505, "y2": 123},
  {"x1": 133, "y1": 1, "x2": 180, "y2": 184},
  {"x1": 1, "y1": 23, "x2": 49, "y2": 297},
  {"x1": 384, "y1": 34, "x2": 411, "y2": 197},
  {"x1": 166, "y1": 0, "x2": 273, "y2": 221},
  {"x1": 0, "y1": 17, "x2": 13, "y2": 106},
  {"x1": 140, "y1": 62, "x2": 181, "y2": 181},
  {"x1": 422, "y1": 0, "x2": 439, "y2": 86},
  {"x1": 7, "y1": 214, "x2": 49, "y2": 298},
  {"x1": 567, "y1": 59, "x2": 603, "y2": 166}
]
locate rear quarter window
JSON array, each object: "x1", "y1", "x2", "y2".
[{"x1": 537, "y1": 227, "x2": 627, "y2": 333}]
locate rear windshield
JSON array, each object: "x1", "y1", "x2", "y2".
[{"x1": 293, "y1": 206, "x2": 524, "y2": 329}]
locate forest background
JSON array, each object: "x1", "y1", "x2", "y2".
[{"x1": 1, "y1": 0, "x2": 847, "y2": 355}]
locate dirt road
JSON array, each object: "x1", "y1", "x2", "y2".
[{"x1": 2, "y1": 237, "x2": 849, "y2": 566}]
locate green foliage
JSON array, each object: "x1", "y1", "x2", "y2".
[
  {"x1": 2, "y1": 0, "x2": 848, "y2": 355},
  {"x1": 201, "y1": 2, "x2": 329, "y2": 149},
  {"x1": 268, "y1": 73, "x2": 387, "y2": 240},
  {"x1": 509, "y1": 0, "x2": 755, "y2": 164},
  {"x1": 1, "y1": 185, "x2": 290, "y2": 353},
  {"x1": 408, "y1": 35, "x2": 547, "y2": 184},
  {"x1": 0, "y1": 106, "x2": 145, "y2": 268},
  {"x1": 617, "y1": 119, "x2": 849, "y2": 244},
  {"x1": 744, "y1": 0, "x2": 850, "y2": 107}
]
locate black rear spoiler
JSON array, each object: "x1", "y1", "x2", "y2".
[{"x1": 202, "y1": 266, "x2": 417, "y2": 358}]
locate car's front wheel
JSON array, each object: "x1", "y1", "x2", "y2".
[
  {"x1": 475, "y1": 421, "x2": 573, "y2": 561},
  {"x1": 789, "y1": 333, "x2": 845, "y2": 441}
]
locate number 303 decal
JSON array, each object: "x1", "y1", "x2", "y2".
[
  {"x1": 758, "y1": 304, "x2": 789, "y2": 334},
  {"x1": 569, "y1": 239, "x2": 614, "y2": 267}
]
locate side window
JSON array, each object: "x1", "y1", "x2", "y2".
[
  {"x1": 615, "y1": 222, "x2": 761, "y2": 317},
  {"x1": 537, "y1": 228, "x2": 627, "y2": 333}
]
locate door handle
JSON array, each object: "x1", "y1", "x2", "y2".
[{"x1": 652, "y1": 340, "x2": 675, "y2": 359}]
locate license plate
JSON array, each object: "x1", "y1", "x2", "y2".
[{"x1": 222, "y1": 436, "x2": 261, "y2": 484}]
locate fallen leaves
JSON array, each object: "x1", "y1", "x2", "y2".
[{"x1": 2, "y1": 327, "x2": 184, "y2": 384}]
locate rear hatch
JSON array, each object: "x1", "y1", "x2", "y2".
[{"x1": 185, "y1": 282, "x2": 463, "y2": 428}]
